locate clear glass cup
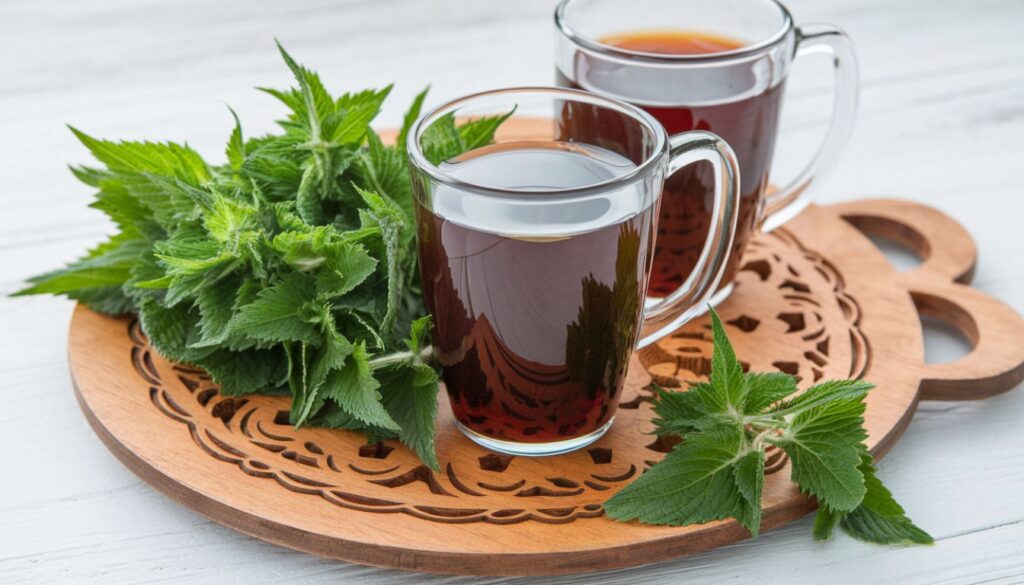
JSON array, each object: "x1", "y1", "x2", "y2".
[
  {"x1": 406, "y1": 87, "x2": 740, "y2": 455},
  {"x1": 555, "y1": 0, "x2": 859, "y2": 301}
]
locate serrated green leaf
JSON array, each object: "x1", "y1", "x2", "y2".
[
  {"x1": 778, "y1": 397, "x2": 868, "y2": 512},
  {"x1": 316, "y1": 241, "x2": 377, "y2": 298},
  {"x1": 68, "y1": 127, "x2": 210, "y2": 184},
  {"x1": 651, "y1": 385, "x2": 709, "y2": 436},
  {"x1": 66, "y1": 285, "x2": 134, "y2": 315},
  {"x1": 225, "y1": 107, "x2": 246, "y2": 170},
  {"x1": 376, "y1": 363, "x2": 439, "y2": 470},
  {"x1": 290, "y1": 326, "x2": 354, "y2": 426},
  {"x1": 355, "y1": 186, "x2": 407, "y2": 338},
  {"x1": 604, "y1": 423, "x2": 747, "y2": 526},
  {"x1": 733, "y1": 449, "x2": 765, "y2": 537},
  {"x1": 457, "y1": 108, "x2": 515, "y2": 151},
  {"x1": 275, "y1": 40, "x2": 334, "y2": 140},
  {"x1": 330, "y1": 86, "x2": 392, "y2": 144},
  {"x1": 324, "y1": 343, "x2": 399, "y2": 431},
  {"x1": 137, "y1": 296, "x2": 200, "y2": 363},
  {"x1": 838, "y1": 453, "x2": 933, "y2": 545},
  {"x1": 193, "y1": 273, "x2": 242, "y2": 347},
  {"x1": 743, "y1": 371, "x2": 798, "y2": 414},
  {"x1": 199, "y1": 347, "x2": 283, "y2": 396},
  {"x1": 397, "y1": 87, "x2": 429, "y2": 157},
  {"x1": 773, "y1": 379, "x2": 875, "y2": 417},
  {"x1": 14, "y1": 235, "x2": 148, "y2": 296},
  {"x1": 202, "y1": 191, "x2": 256, "y2": 244},
  {"x1": 229, "y1": 274, "x2": 320, "y2": 344},
  {"x1": 813, "y1": 503, "x2": 843, "y2": 541},
  {"x1": 419, "y1": 112, "x2": 463, "y2": 165},
  {"x1": 709, "y1": 308, "x2": 746, "y2": 410}
]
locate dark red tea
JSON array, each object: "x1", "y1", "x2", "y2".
[
  {"x1": 557, "y1": 30, "x2": 786, "y2": 295},
  {"x1": 414, "y1": 143, "x2": 655, "y2": 443}
]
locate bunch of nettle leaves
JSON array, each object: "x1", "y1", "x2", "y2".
[
  {"x1": 19, "y1": 44, "x2": 931, "y2": 545},
  {"x1": 17, "y1": 44, "x2": 507, "y2": 469}
]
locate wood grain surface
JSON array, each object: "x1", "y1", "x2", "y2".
[{"x1": 2, "y1": 0, "x2": 1024, "y2": 583}]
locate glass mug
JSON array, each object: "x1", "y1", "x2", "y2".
[
  {"x1": 555, "y1": 0, "x2": 859, "y2": 298},
  {"x1": 406, "y1": 88, "x2": 740, "y2": 455}
]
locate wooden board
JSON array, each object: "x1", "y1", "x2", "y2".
[{"x1": 68, "y1": 192, "x2": 1024, "y2": 576}]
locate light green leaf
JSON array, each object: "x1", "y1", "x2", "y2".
[
  {"x1": 397, "y1": 87, "x2": 429, "y2": 157},
  {"x1": 457, "y1": 108, "x2": 515, "y2": 151},
  {"x1": 225, "y1": 107, "x2": 246, "y2": 170},
  {"x1": 330, "y1": 86, "x2": 392, "y2": 144}
]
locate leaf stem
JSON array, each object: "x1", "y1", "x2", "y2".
[{"x1": 367, "y1": 345, "x2": 435, "y2": 370}]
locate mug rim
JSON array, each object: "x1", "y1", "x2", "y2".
[
  {"x1": 406, "y1": 86, "x2": 669, "y2": 200},
  {"x1": 554, "y1": 0, "x2": 794, "y2": 64}
]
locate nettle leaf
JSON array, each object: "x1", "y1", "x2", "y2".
[
  {"x1": 372, "y1": 315, "x2": 439, "y2": 468},
  {"x1": 732, "y1": 449, "x2": 765, "y2": 537},
  {"x1": 193, "y1": 273, "x2": 243, "y2": 347},
  {"x1": 419, "y1": 112, "x2": 463, "y2": 165},
  {"x1": 229, "y1": 274, "x2": 320, "y2": 345},
  {"x1": 67, "y1": 286, "x2": 134, "y2": 315},
  {"x1": 202, "y1": 191, "x2": 256, "y2": 244},
  {"x1": 15, "y1": 235, "x2": 149, "y2": 297},
  {"x1": 274, "y1": 41, "x2": 334, "y2": 139},
  {"x1": 290, "y1": 325, "x2": 354, "y2": 427},
  {"x1": 225, "y1": 108, "x2": 246, "y2": 171},
  {"x1": 200, "y1": 347, "x2": 283, "y2": 396},
  {"x1": 419, "y1": 110, "x2": 512, "y2": 165},
  {"x1": 604, "y1": 423, "x2": 747, "y2": 526},
  {"x1": 68, "y1": 127, "x2": 210, "y2": 184},
  {"x1": 330, "y1": 86, "x2": 392, "y2": 144},
  {"x1": 316, "y1": 242, "x2": 377, "y2": 298},
  {"x1": 605, "y1": 307, "x2": 928, "y2": 546},
  {"x1": 397, "y1": 87, "x2": 429, "y2": 157},
  {"x1": 815, "y1": 452, "x2": 933, "y2": 545},
  {"x1": 324, "y1": 343, "x2": 399, "y2": 431},
  {"x1": 773, "y1": 379, "x2": 874, "y2": 416},
  {"x1": 457, "y1": 108, "x2": 515, "y2": 151},
  {"x1": 779, "y1": 396, "x2": 868, "y2": 512},
  {"x1": 355, "y1": 186, "x2": 408, "y2": 338},
  {"x1": 651, "y1": 386, "x2": 706, "y2": 437},
  {"x1": 17, "y1": 42, "x2": 515, "y2": 475},
  {"x1": 743, "y1": 371, "x2": 798, "y2": 414},
  {"x1": 137, "y1": 296, "x2": 207, "y2": 364},
  {"x1": 353, "y1": 131, "x2": 414, "y2": 219},
  {"x1": 708, "y1": 309, "x2": 746, "y2": 411}
]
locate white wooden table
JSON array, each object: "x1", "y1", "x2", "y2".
[{"x1": 2, "y1": 0, "x2": 1023, "y2": 582}]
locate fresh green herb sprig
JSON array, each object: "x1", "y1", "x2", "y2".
[
  {"x1": 605, "y1": 308, "x2": 933, "y2": 546},
  {"x1": 15, "y1": 42, "x2": 509, "y2": 469}
]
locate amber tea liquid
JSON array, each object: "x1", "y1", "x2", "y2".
[
  {"x1": 414, "y1": 142, "x2": 656, "y2": 443},
  {"x1": 557, "y1": 30, "x2": 785, "y2": 295}
]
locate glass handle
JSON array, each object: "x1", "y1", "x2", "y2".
[
  {"x1": 761, "y1": 24, "x2": 860, "y2": 232},
  {"x1": 637, "y1": 131, "x2": 740, "y2": 349}
]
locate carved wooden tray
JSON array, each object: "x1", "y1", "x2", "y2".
[{"x1": 69, "y1": 198, "x2": 1024, "y2": 576}]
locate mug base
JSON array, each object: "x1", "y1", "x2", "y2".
[{"x1": 454, "y1": 418, "x2": 615, "y2": 457}]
